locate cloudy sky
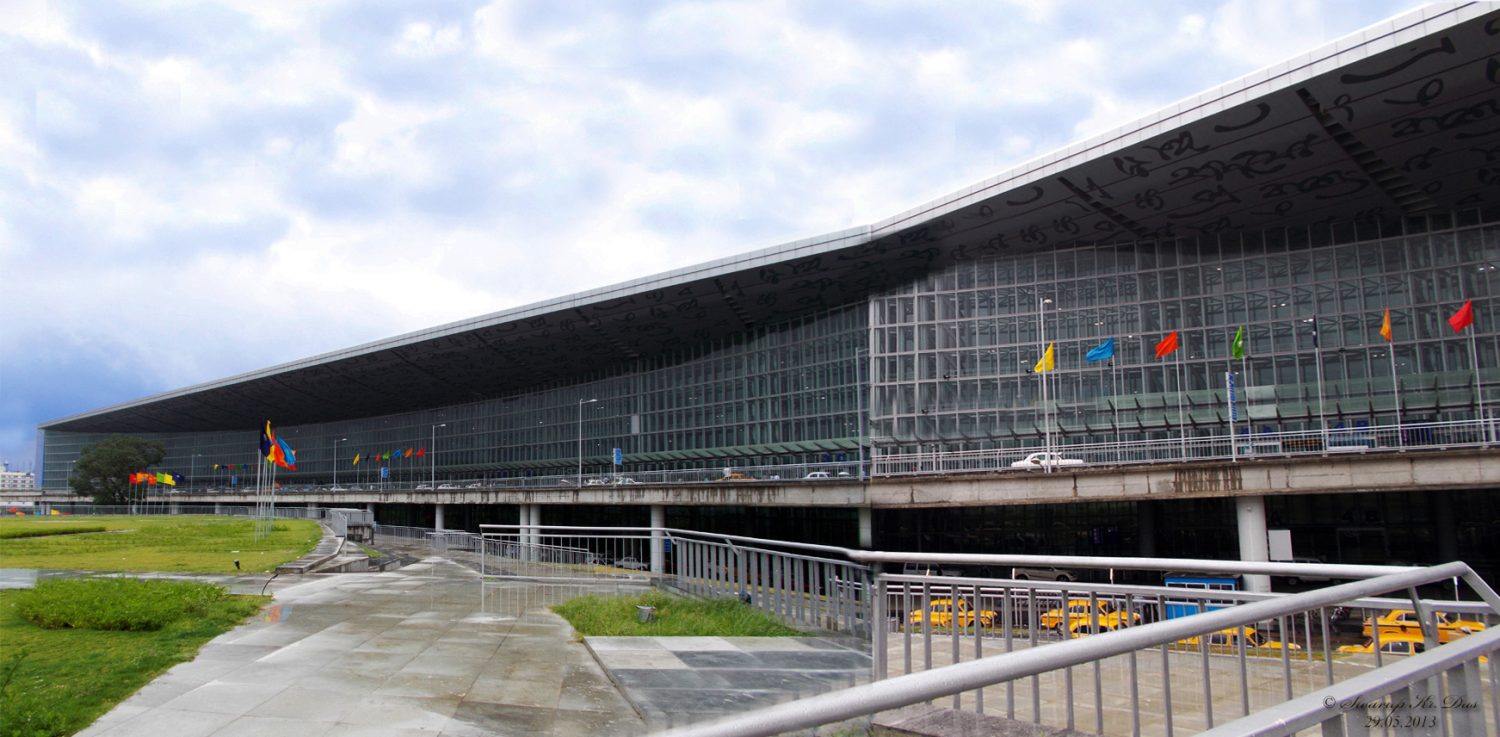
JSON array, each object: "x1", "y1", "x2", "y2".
[{"x1": 2, "y1": 0, "x2": 1423, "y2": 475}]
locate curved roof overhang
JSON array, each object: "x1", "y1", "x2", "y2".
[{"x1": 42, "y1": 3, "x2": 1500, "y2": 435}]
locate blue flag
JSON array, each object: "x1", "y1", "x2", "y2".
[{"x1": 1085, "y1": 337, "x2": 1115, "y2": 362}]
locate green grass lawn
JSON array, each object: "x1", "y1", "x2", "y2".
[
  {"x1": 552, "y1": 589, "x2": 804, "y2": 637},
  {"x1": 0, "y1": 516, "x2": 320, "y2": 573},
  {"x1": 0, "y1": 579, "x2": 268, "y2": 737}
]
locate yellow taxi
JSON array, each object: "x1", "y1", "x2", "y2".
[
  {"x1": 1337, "y1": 633, "x2": 1428, "y2": 656},
  {"x1": 907, "y1": 598, "x2": 998, "y2": 629},
  {"x1": 1040, "y1": 599, "x2": 1140, "y2": 636},
  {"x1": 1362, "y1": 610, "x2": 1487, "y2": 644},
  {"x1": 1174, "y1": 626, "x2": 1301, "y2": 652}
]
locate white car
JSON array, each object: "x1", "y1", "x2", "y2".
[
  {"x1": 613, "y1": 477, "x2": 637, "y2": 485},
  {"x1": 585, "y1": 478, "x2": 611, "y2": 486},
  {"x1": 415, "y1": 483, "x2": 433, "y2": 490},
  {"x1": 1010, "y1": 452, "x2": 1085, "y2": 470},
  {"x1": 465, "y1": 482, "x2": 484, "y2": 489},
  {"x1": 437, "y1": 483, "x2": 459, "y2": 490},
  {"x1": 804, "y1": 471, "x2": 831, "y2": 479},
  {"x1": 614, "y1": 556, "x2": 648, "y2": 570}
]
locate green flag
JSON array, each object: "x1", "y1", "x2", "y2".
[{"x1": 1230, "y1": 326, "x2": 1246, "y2": 360}]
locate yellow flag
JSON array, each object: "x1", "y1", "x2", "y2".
[
  {"x1": 1379, "y1": 309, "x2": 1392, "y2": 342},
  {"x1": 352, "y1": 453, "x2": 361, "y2": 466},
  {"x1": 1033, "y1": 343, "x2": 1056, "y2": 373}
]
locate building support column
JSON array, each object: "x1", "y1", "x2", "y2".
[
  {"x1": 858, "y1": 507, "x2": 873, "y2": 549},
  {"x1": 1137, "y1": 501, "x2": 1157, "y2": 558},
  {"x1": 213, "y1": 502, "x2": 222, "y2": 515},
  {"x1": 169, "y1": 501, "x2": 180, "y2": 515},
  {"x1": 529, "y1": 504, "x2": 542, "y2": 549},
  {"x1": 650, "y1": 505, "x2": 666, "y2": 575},
  {"x1": 365, "y1": 503, "x2": 375, "y2": 520},
  {"x1": 1433, "y1": 491, "x2": 1458, "y2": 563},
  {"x1": 434, "y1": 503, "x2": 445, "y2": 531},
  {"x1": 1236, "y1": 495, "x2": 1271, "y2": 593}
]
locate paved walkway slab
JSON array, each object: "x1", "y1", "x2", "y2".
[
  {"x1": 76, "y1": 559, "x2": 645, "y2": 737},
  {"x1": 587, "y1": 635, "x2": 870, "y2": 730}
]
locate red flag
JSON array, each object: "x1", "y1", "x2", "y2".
[
  {"x1": 1448, "y1": 300, "x2": 1474, "y2": 333},
  {"x1": 416, "y1": 447, "x2": 426, "y2": 458},
  {"x1": 1154, "y1": 330, "x2": 1179, "y2": 358}
]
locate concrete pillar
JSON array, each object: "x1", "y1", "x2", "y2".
[
  {"x1": 1137, "y1": 501, "x2": 1157, "y2": 558},
  {"x1": 1433, "y1": 491, "x2": 1458, "y2": 563},
  {"x1": 213, "y1": 502, "x2": 222, "y2": 515},
  {"x1": 650, "y1": 504, "x2": 666, "y2": 574},
  {"x1": 1235, "y1": 495, "x2": 1271, "y2": 593},
  {"x1": 434, "y1": 503, "x2": 445, "y2": 531},
  {"x1": 535, "y1": 505, "x2": 544, "y2": 547},
  {"x1": 365, "y1": 502, "x2": 375, "y2": 520},
  {"x1": 858, "y1": 507, "x2": 873, "y2": 549},
  {"x1": 169, "y1": 501, "x2": 180, "y2": 515}
]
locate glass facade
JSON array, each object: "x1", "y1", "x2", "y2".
[
  {"x1": 42, "y1": 305, "x2": 868, "y2": 488},
  {"x1": 40, "y1": 211, "x2": 1500, "y2": 488},
  {"x1": 869, "y1": 213, "x2": 1500, "y2": 454}
]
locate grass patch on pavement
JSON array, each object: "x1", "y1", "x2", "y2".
[
  {"x1": 0, "y1": 516, "x2": 319, "y2": 573},
  {"x1": 553, "y1": 589, "x2": 804, "y2": 637},
  {"x1": 0, "y1": 579, "x2": 268, "y2": 737}
]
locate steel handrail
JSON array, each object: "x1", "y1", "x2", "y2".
[
  {"x1": 657, "y1": 562, "x2": 1499, "y2": 737},
  {"x1": 1194, "y1": 626, "x2": 1500, "y2": 737}
]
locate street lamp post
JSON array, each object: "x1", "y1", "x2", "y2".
[
  {"x1": 333, "y1": 437, "x2": 347, "y2": 488},
  {"x1": 577, "y1": 398, "x2": 597, "y2": 487},
  {"x1": 431, "y1": 424, "x2": 446, "y2": 490}
]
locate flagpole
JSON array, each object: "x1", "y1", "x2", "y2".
[
  {"x1": 1039, "y1": 296, "x2": 1052, "y2": 473},
  {"x1": 1470, "y1": 331, "x2": 1486, "y2": 445},
  {"x1": 1390, "y1": 343, "x2": 1403, "y2": 450},
  {"x1": 1241, "y1": 355, "x2": 1250, "y2": 447},
  {"x1": 1176, "y1": 348, "x2": 1186, "y2": 460},
  {"x1": 1312, "y1": 317, "x2": 1328, "y2": 450},
  {"x1": 1228, "y1": 370, "x2": 1238, "y2": 462}
]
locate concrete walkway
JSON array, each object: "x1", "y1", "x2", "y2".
[
  {"x1": 76, "y1": 559, "x2": 645, "y2": 737},
  {"x1": 587, "y1": 635, "x2": 869, "y2": 729}
]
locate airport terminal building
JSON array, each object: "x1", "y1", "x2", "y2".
[{"x1": 36, "y1": 4, "x2": 1500, "y2": 574}]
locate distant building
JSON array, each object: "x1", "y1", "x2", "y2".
[{"x1": 0, "y1": 462, "x2": 36, "y2": 490}]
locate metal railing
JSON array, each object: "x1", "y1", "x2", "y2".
[
  {"x1": 669, "y1": 529, "x2": 871, "y2": 634},
  {"x1": 872, "y1": 417, "x2": 1495, "y2": 476},
  {"x1": 42, "y1": 418, "x2": 1493, "y2": 498},
  {"x1": 659, "y1": 561, "x2": 1500, "y2": 737}
]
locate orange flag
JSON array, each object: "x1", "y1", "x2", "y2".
[{"x1": 1379, "y1": 309, "x2": 1393, "y2": 342}]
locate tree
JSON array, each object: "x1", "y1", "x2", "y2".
[{"x1": 70, "y1": 435, "x2": 166, "y2": 504}]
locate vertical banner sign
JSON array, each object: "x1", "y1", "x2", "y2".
[
  {"x1": 613, "y1": 447, "x2": 623, "y2": 466},
  {"x1": 381, "y1": 467, "x2": 390, "y2": 479}
]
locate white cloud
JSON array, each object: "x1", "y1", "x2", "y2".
[{"x1": 0, "y1": 0, "x2": 1432, "y2": 469}]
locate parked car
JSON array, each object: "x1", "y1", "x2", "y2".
[
  {"x1": 1010, "y1": 452, "x2": 1085, "y2": 470},
  {"x1": 1175, "y1": 626, "x2": 1301, "y2": 652},
  {"x1": 722, "y1": 471, "x2": 753, "y2": 481},
  {"x1": 804, "y1": 471, "x2": 831, "y2": 479},
  {"x1": 585, "y1": 477, "x2": 611, "y2": 486},
  {"x1": 1010, "y1": 566, "x2": 1077, "y2": 582},
  {"x1": 465, "y1": 482, "x2": 484, "y2": 489},
  {"x1": 902, "y1": 562, "x2": 963, "y2": 577},
  {"x1": 1362, "y1": 609, "x2": 1487, "y2": 644},
  {"x1": 1274, "y1": 556, "x2": 1329, "y2": 585},
  {"x1": 614, "y1": 556, "x2": 648, "y2": 570},
  {"x1": 613, "y1": 477, "x2": 637, "y2": 485},
  {"x1": 437, "y1": 483, "x2": 458, "y2": 490},
  {"x1": 327, "y1": 486, "x2": 348, "y2": 492},
  {"x1": 1041, "y1": 599, "x2": 1140, "y2": 635},
  {"x1": 907, "y1": 598, "x2": 997, "y2": 629},
  {"x1": 415, "y1": 483, "x2": 433, "y2": 490},
  {"x1": 1337, "y1": 633, "x2": 1428, "y2": 656}
]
